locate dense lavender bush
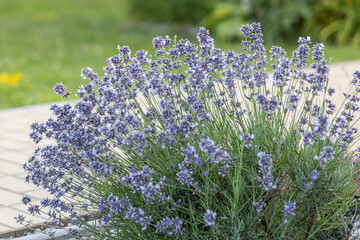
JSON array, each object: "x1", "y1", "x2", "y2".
[{"x1": 18, "y1": 23, "x2": 360, "y2": 239}]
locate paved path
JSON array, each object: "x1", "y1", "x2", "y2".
[
  {"x1": 0, "y1": 103, "x2": 55, "y2": 238},
  {"x1": 0, "y1": 60, "x2": 359, "y2": 238}
]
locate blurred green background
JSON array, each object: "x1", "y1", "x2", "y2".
[{"x1": 1, "y1": 0, "x2": 359, "y2": 109}]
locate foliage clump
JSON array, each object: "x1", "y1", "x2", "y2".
[{"x1": 19, "y1": 23, "x2": 360, "y2": 239}]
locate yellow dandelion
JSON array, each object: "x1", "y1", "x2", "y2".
[
  {"x1": 10, "y1": 73, "x2": 23, "y2": 87},
  {"x1": 0, "y1": 72, "x2": 10, "y2": 85}
]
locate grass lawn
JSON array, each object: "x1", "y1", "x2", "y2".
[{"x1": 1, "y1": 0, "x2": 360, "y2": 109}]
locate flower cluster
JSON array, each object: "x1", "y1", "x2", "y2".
[
  {"x1": 315, "y1": 146, "x2": 335, "y2": 168},
  {"x1": 21, "y1": 22, "x2": 360, "y2": 239},
  {"x1": 239, "y1": 133, "x2": 255, "y2": 149},
  {"x1": 304, "y1": 170, "x2": 319, "y2": 189},
  {"x1": 257, "y1": 152, "x2": 277, "y2": 191},
  {"x1": 204, "y1": 209, "x2": 217, "y2": 227},
  {"x1": 282, "y1": 201, "x2": 296, "y2": 225},
  {"x1": 155, "y1": 217, "x2": 184, "y2": 235}
]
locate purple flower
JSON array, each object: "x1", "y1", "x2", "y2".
[
  {"x1": 256, "y1": 94, "x2": 281, "y2": 120},
  {"x1": 204, "y1": 209, "x2": 217, "y2": 226},
  {"x1": 53, "y1": 83, "x2": 66, "y2": 95},
  {"x1": 252, "y1": 201, "x2": 265, "y2": 213},
  {"x1": 177, "y1": 163, "x2": 194, "y2": 187},
  {"x1": 117, "y1": 45, "x2": 131, "y2": 58},
  {"x1": 328, "y1": 88, "x2": 335, "y2": 96},
  {"x1": 240, "y1": 22, "x2": 263, "y2": 40},
  {"x1": 202, "y1": 171, "x2": 209, "y2": 177},
  {"x1": 22, "y1": 195, "x2": 32, "y2": 205},
  {"x1": 239, "y1": 133, "x2": 255, "y2": 149},
  {"x1": 197, "y1": 27, "x2": 214, "y2": 57},
  {"x1": 257, "y1": 152, "x2": 277, "y2": 191},
  {"x1": 124, "y1": 206, "x2": 145, "y2": 223},
  {"x1": 310, "y1": 170, "x2": 318, "y2": 181},
  {"x1": 283, "y1": 201, "x2": 296, "y2": 217},
  {"x1": 302, "y1": 131, "x2": 314, "y2": 146},
  {"x1": 28, "y1": 204, "x2": 41, "y2": 215},
  {"x1": 287, "y1": 93, "x2": 299, "y2": 112},
  {"x1": 156, "y1": 217, "x2": 183, "y2": 235},
  {"x1": 53, "y1": 83, "x2": 70, "y2": 98},
  {"x1": 313, "y1": 115, "x2": 329, "y2": 137},
  {"x1": 293, "y1": 36, "x2": 311, "y2": 68},
  {"x1": 315, "y1": 147, "x2": 335, "y2": 168},
  {"x1": 304, "y1": 182, "x2": 313, "y2": 189},
  {"x1": 14, "y1": 214, "x2": 26, "y2": 224}
]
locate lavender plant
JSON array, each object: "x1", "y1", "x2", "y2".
[{"x1": 20, "y1": 23, "x2": 360, "y2": 239}]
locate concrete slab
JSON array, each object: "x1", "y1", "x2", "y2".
[
  {"x1": 0, "y1": 176, "x2": 38, "y2": 194},
  {"x1": 0, "y1": 161, "x2": 24, "y2": 175},
  {"x1": 0, "y1": 151, "x2": 32, "y2": 166},
  {"x1": 0, "y1": 189, "x2": 23, "y2": 206}
]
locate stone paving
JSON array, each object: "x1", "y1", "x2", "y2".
[
  {"x1": 0, "y1": 60, "x2": 359, "y2": 238},
  {"x1": 0, "y1": 103, "x2": 56, "y2": 238}
]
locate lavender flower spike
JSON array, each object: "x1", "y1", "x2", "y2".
[
  {"x1": 315, "y1": 147, "x2": 335, "y2": 168},
  {"x1": 257, "y1": 152, "x2": 277, "y2": 191},
  {"x1": 204, "y1": 209, "x2": 217, "y2": 226},
  {"x1": 283, "y1": 201, "x2": 296, "y2": 217},
  {"x1": 239, "y1": 133, "x2": 255, "y2": 149}
]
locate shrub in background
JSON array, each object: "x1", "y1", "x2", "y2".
[
  {"x1": 247, "y1": 0, "x2": 313, "y2": 43},
  {"x1": 128, "y1": 0, "x2": 217, "y2": 25},
  {"x1": 19, "y1": 23, "x2": 360, "y2": 239},
  {"x1": 129, "y1": 0, "x2": 360, "y2": 45},
  {"x1": 305, "y1": 0, "x2": 360, "y2": 45}
]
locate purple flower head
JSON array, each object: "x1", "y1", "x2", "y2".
[
  {"x1": 287, "y1": 93, "x2": 299, "y2": 112},
  {"x1": 202, "y1": 171, "x2": 209, "y2": 177},
  {"x1": 252, "y1": 201, "x2": 265, "y2": 213},
  {"x1": 197, "y1": 27, "x2": 214, "y2": 57},
  {"x1": 312, "y1": 43, "x2": 325, "y2": 62},
  {"x1": 313, "y1": 115, "x2": 329, "y2": 137},
  {"x1": 28, "y1": 204, "x2": 41, "y2": 215},
  {"x1": 204, "y1": 209, "x2": 217, "y2": 226},
  {"x1": 156, "y1": 217, "x2": 183, "y2": 235},
  {"x1": 269, "y1": 46, "x2": 286, "y2": 61},
  {"x1": 140, "y1": 182, "x2": 161, "y2": 203},
  {"x1": 182, "y1": 145, "x2": 199, "y2": 161},
  {"x1": 351, "y1": 71, "x2": 360, "y2": 91},
  {"x1": 310, "y1": 170, "x2": 318, "y2": 181},
  {"x1": 141, "y1": 216, "x2": 152, "y2": 231},
  {"x1": 304, "y1": 182, "x2": 313, "y2": 189},
  {"x1": 328, "y1": 88, "x2": 335, "y2": 96},
  {"x1": 121, "y1": 166, "x2": 154, "y2": 192},
  {"x1": 152, "y1": 36, "x2": 163, "y2": 50},
  {"x1": 239, "y1": 133, "x2": 255, "y2": 149},
  {"x1": 315, "y1": 147, "x2": 335, "y2": 168},
  {"x1": 14, "y1": 214, "x2": 26, "y2": 224},
  {"x1": 240, "y1": 22, "x2": 263, "y2": 40},
  {"x1": 125, "y1": 206, "x2": 145, "y2": 224},
  {"x1": 199, "y1": 138, "x2": 223, "y2": 164},
  {"x1": 283, "y1": 201, "x2": 296, "y2": 217},
  {"x1": 117, "y1": 45, "x2": 131, "y2": 58},
  {"x1": 53, "y1": 83, "x2": 70, "y2": 98},
  {"x1": 53, "y1": 83, "x2": 66, "y2": 95},
  {"x1": 256, "y1": 94, "x2": 281, "y2": 120},
  {"x1": 257, "y1": 152, "x2": 277, "y2": 191},
  {"x1": 292, "y1": 36, "x2": 311, "y2": 68},
  {"x1": 152, "y1": 36, "x2": 171, "y2": 50},
  {"x1": 302, "y1": 131, "x2": 314, "y2": 146},
  {"x1": 22, "y1": 195, "x2": 32, "y2": 205},
  {"x1": 176, "y1": 167, "x2": 194, "y2": 187}
]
